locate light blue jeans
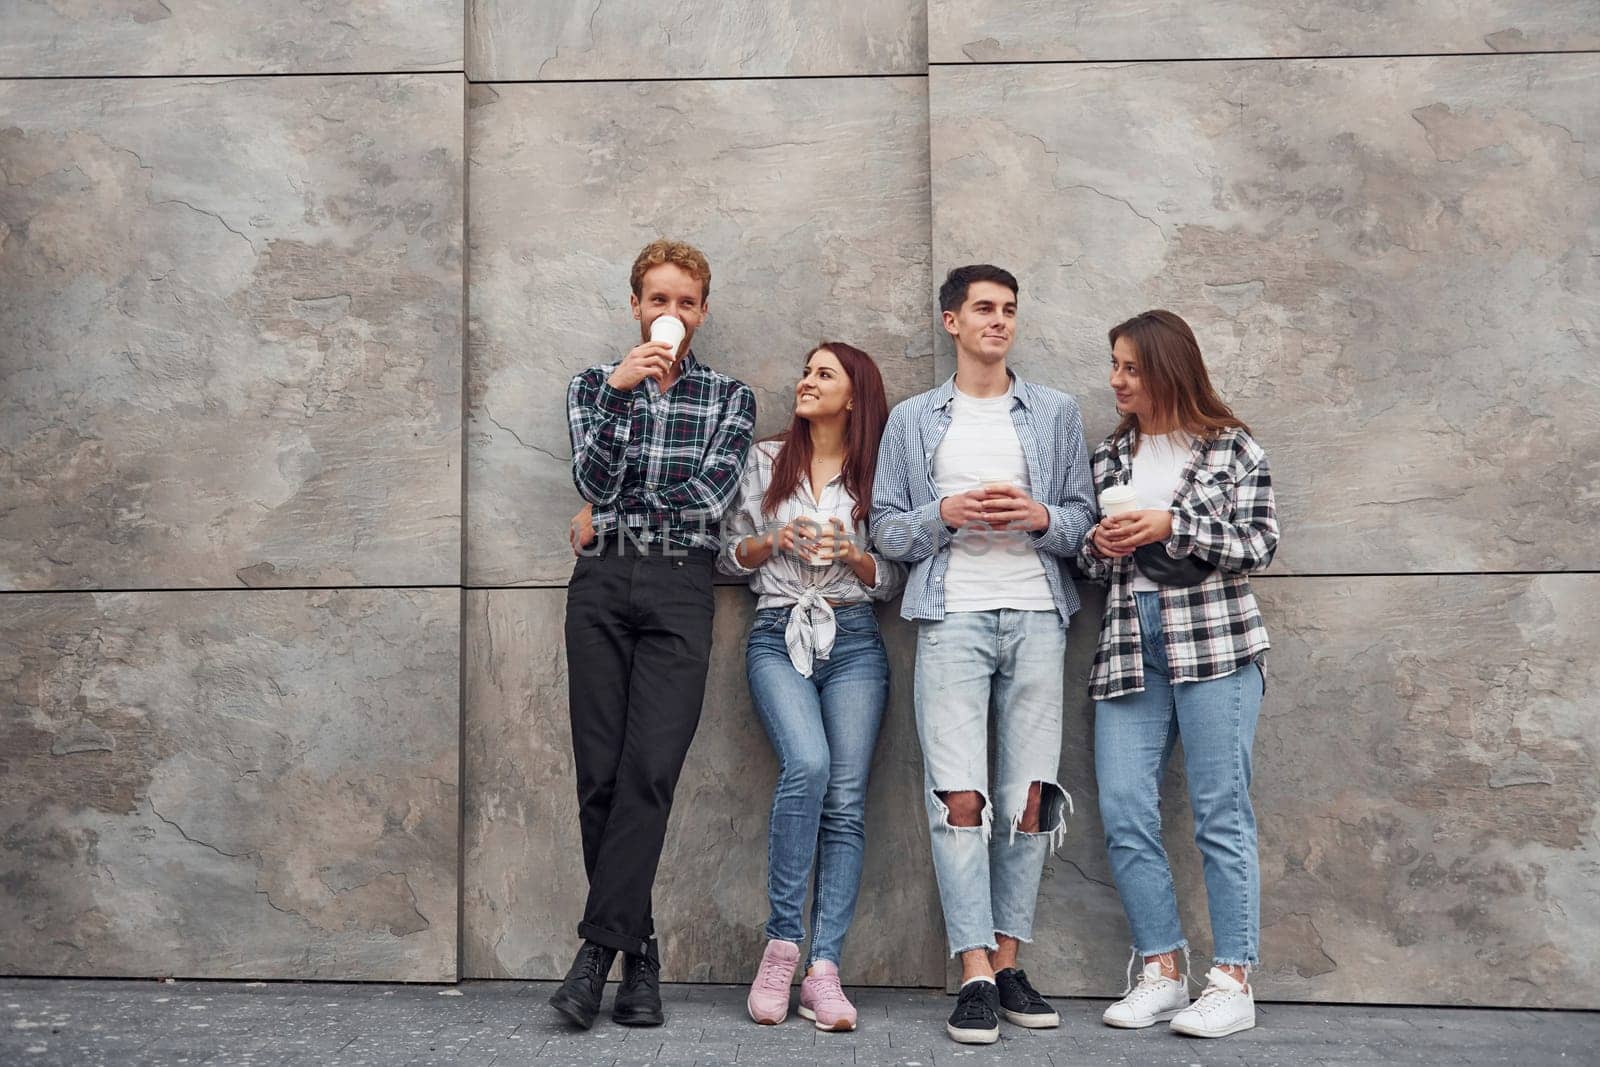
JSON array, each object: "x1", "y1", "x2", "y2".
[
  {"x1": 914, "y1": 609, "x2": 1070, "y2": 956},
  {"x1": 746, "y1": 602, "x2": 889, "y2": 968},
  {"x1": 1094, "y1": 590, "x2": 1264, "y2": 966}
]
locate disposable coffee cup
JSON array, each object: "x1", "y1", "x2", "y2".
[
  {"x1": 1098, "y1": 485, "x2": 1138, "y2": 517},
  {"x1": 649, "y1": 314, "x2": 686, "y2": 359}
]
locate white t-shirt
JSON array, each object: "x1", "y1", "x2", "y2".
[
  {"x1": 931, "y1": 385, "x2": 1055, "y2": 613},
  {"x1": 1129, "y1": 432, "x2": 1194, "y2": 592}
]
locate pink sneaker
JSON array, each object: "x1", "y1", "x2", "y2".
[
  {"x1": 799, "y1": 961, "x2": 857, "y2": 1032},
  {"x1": 747, "y1": 940, "x2": 800, "y2": 1025}
]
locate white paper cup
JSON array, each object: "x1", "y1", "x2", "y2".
[
  {"x1": 649, "y1": 314, "x2": 686, "y2": 359},
  {"x1": 1098, "y1": 485, "x2": 1139, "y2": 517}
]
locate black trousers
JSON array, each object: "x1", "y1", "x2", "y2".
[{"x1": 563, "y1": 540, "x2": 716, "y2": 956}]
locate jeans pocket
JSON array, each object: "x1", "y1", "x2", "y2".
[{"x1": 833, "y1": 608, "x2": 879, "y2": 637}]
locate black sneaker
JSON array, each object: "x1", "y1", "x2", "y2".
[
  {"x1": 946, "y1": 980, "x2": 1001, "y2": 1044},
  {"x1": 612, "y1": 938, "x2": 664, "y2": 1027},
  {"x1": 548, "y1": 940, "x2": 616, "y2": 1029},
  {"x1": 996, "y1": 967, "x2": 1060, "y2": 1028}
]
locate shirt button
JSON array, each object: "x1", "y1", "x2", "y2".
[{"x1": 935, "y1": 576, "x2": 944, "y2": 583}]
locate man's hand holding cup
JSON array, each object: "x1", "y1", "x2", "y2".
[
  {"x1": 608, "y1": 314, "x2": 688, "y2": 391},
  {"x1": 607, "y1": 339, "x2": 677, "y2": 391},
  {"x1": 978, "y1": 482, "x2": 1048, "y2": 533}
]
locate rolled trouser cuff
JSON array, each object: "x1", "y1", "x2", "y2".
[{"x1": 578, "y1": 921, "x2": 652, "y2": 957}]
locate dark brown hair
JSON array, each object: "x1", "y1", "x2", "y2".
[
  {"x1": 1108, "y1": 309, "x2": 1249, "y2": 449},
  {"x1": 939, "y1": 264, "x2": 1018, "y2": 313},
  {"x1": 762, "y1": 343, "x2": 889, "y2": 527}
]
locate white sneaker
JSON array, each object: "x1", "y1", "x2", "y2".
[
  {"x1": 1169, "y1": 967, "x2": 1256, "y2": 1038},
  {"x1": 1102, "y1": 960, "x2": 1190, "y2": 1028}
]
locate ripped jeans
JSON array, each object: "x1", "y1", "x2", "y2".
[{"x1": 913, "y1": 608, "x2": 1070, "y2": 956}]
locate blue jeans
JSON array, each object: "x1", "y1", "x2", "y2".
[
  {"x1": 1094, "y1": 590, "x2": 1264, "y2": 966},
  {"x1": 746, "y1": 602, "x2": 889, "y2": 967},
  {"x1": 913, "y1": 609, "x2": 1070, "y2": 956}
]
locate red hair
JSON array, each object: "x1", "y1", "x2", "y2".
[{"x1": 762, "y1": 343, "x2": 889, "y2": 527}]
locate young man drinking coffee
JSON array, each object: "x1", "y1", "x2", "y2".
[
  {"x1": 871, "y1": 265, "x2": 1095, "y2": 1045},
  {"x1": 552, "y1": 239, "x2": 756, "y2": 1030}
]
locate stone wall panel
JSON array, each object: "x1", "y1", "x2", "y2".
[
  {"x1": 467, "y1": 77, "x2": 931, "y2": 586},
  {"x1": 930, "y1": 56, "x2": 1600, "y2": 573},
  {"x1": 469, "y1": 1, "x2": 925, "y2": 80},
  {"x1": 929, "y1": 1, "x2": 1600, "y2": 64},
  {"x1": 0, "y1": 75, "x2": 464, "y2": 590},
  {"x1": 0, "y1": 588, "x2": 461, "y2": 981},
  {"x1": 0, "y1": 1, "x2": 462, "y2": 77},
  {"x1": 462, "y1": 586, "x2": 945, "y2": 987},
  {"x1": 1028, "y1": 575, "x2": 1599, "y2": 1008}
]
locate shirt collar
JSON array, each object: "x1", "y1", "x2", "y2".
[
  {"x1": 645, "y1": 349, "x2": 702, "y2": 395},
  {"x1": 934, "y1": 370, "x2": 1030, "y2": 410}
]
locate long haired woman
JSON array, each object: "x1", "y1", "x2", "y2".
[
  {"x1": 1079, "y1": 310, "x2": 1279, "y2": 1039},
  {"x1": 719, "y1": 342, "x2": 904, "y2": 1033}
]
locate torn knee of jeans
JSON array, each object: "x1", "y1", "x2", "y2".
[
  {"x1": 1008, "y1": 780, "x2": 1073, "y2": 847},
  {"x1": 932, "y1": 788, "x2": 991, "y2": 837}
]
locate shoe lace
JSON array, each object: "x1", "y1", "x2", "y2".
[
  {"x1": 1006, "y1": 969, "x2": 1049, "y2": 1010},
  {"x1": 624, "y1": 951, "x2": 659, "y2": 982},
  {"x1": 578, "y1": 945, "x2": 610, "y2": 979},
  {"x1": 809, "y1": 972, "x2": 849, "y2": 1009},
  {"x1": 1126, "y1": 972, "x2": 1172, "y2": 1006},
  {"x1": 1120, "y1": 947, "x2": 1193, "y2": 999},
  {"x1": 952, "y1": 983, "x2": 994, "y2": 1025},
  {"x1": 1190, "y1": 980, "x2": 1243, "y2": 1016},
  {"x1": 755, "y1": 956, "x2": 791, "y2": 996}
]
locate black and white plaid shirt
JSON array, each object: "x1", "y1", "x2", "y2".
[
  {"x1": 1077, "y1": 426, "x2": 1278, "y2": 701},
  {"x1": 567, "y1": 350, "x2": 757, "y2": 552}
]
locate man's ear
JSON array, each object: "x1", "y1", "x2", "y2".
[
  {"x1": 941, "y1": 309, "x2": 959, "y2": 337},
  {"x1": 629, "y1": 292, "x2": 641, "y2": 321}
]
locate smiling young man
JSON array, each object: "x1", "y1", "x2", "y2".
[
  {"x1": 552, "y1": 239, "x2": 756, "y2": 1031},
  {"x1": 871, "y1": 265, "x2": 1095, "y2": 1044}
]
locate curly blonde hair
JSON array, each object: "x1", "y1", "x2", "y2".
[{"x1": 629, "y1": 239, "x2": 711, "y2": 300}]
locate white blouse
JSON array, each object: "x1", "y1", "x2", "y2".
[{"x1": 718, "y1": 439, "x2": 906, "y2": 675}]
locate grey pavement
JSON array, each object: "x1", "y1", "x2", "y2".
[{"x1": 1, "y1": 978, "x2": 1595, "y2": 1066}]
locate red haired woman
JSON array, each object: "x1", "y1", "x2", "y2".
[{"x1": 720, "y1": 343, "x2": 904, "y2": 1033}]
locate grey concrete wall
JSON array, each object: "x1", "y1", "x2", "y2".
[
  {"x1": 468, "y1": 1, "x2": 926, "y2": 80},
  {"x1": 929, "y1": 55, "x2": 1600, "y2": 573},
  {"x1": 0, "y1": 1, "x2": 464, "y2": 76},
  {"x1": 1, "y1": 11, "x2": 465, "y2": 982},
  {"x1": 462, "y1": 588, "x2": 945, "y2": 987},
  {"x1": 467, "y1": 76, "x2": 931, "y2": 586},
  {"x1": 3, "y1": 0, "x2": 1596, "y2": 1007},
  {"x1": 0, "y1": 74, "x2": 464, "y2": 591},
  {"x1": 1037, "y1": 577, "x2": 1599, "y2": 1009},
  {"x1": 929, "y1": 1, "x2": 1600, "y2": 62},
  {"x1": 0, "y1": 589, "x2": 460, "y2": 980}
]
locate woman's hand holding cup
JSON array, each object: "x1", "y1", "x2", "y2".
[
  {"x1": 1093, "y1": 485, "x2": 1139, "y2": 557},
  {"x1": 1101, "y1": 509, "x2": 1173, "y2": 551},
  {"x1": 783, "y1": 513, "x2": 832, "y2": 566},
  {"x1": 812, "y1": 518, "x2": 862, "y2": 565}
]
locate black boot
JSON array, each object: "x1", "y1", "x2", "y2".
[
  {"x1": 549, "y1": 940, "x2": 616, "y2": 1029},
  {"x1": 611, "y1": 938, "x2": 663, "y2": 1026}
]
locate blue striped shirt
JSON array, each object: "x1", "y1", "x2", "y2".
[{"x1": 870, "y1": 373, "x2": 1096, "y2": 626}]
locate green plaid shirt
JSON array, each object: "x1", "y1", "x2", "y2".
[{"x1": 567, "y1": 350, "x2": 756, "y2": 552}]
